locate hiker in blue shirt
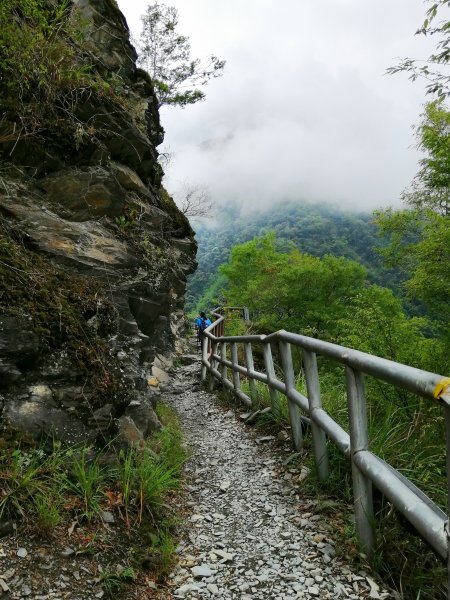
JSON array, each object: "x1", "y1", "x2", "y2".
[{"x1": 195, "y1": 311, "x2": 211, "y2": 349}]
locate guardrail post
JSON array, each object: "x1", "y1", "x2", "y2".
[
  {"x1": 445, "y1": 405, "x2": 450, "y2": 599},
  {"x1": 279, "y1": 341, "x2": 303, "y2": 451},
  {"x1": 346, "y1": 366, "x2": 374, "y2": 559},
  {"x1": 263, "y1": 342, "x2": 281, "y2": 419},
  {"x1": 209, "y1": 339, "x2": 217, "y2": 391},
  {"x1": 231, "y1": 342, "x2": 241, "y2": 394},
  {"x1": 201, "y1": 334, "x2": 208, "y2": 382},
  {"x1": 221, "y1": 341, "x2": 228, "y2": 384},
  {"x1": 303, "y1": 350, "x2": 329, "y2": 481},
  {"x1": 244, "y1": 342, "x2": 257, "y2": 404}
]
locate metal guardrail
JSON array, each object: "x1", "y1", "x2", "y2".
[{"x1": 201, "y1": 307, "x2": 450, "y2": 595}]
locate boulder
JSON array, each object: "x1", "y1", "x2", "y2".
[
  {"x1": 3, "y1": 385, "x2": 95, "y2": 445},
  {"x1": 124, "y1": 396, "x2": 162, "y2": 437},
  {"x1": 72, "y1": 0, "x2": 137, "y2": 78},
  {"x1": 110, "y1": 163, "x2": 149, "y2": 194},
  {"x1": 116, "y1": 415, "x2": 144, "y2": 447}
]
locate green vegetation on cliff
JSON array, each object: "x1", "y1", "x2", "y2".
[
  {"x1": 0, "y1": 0, "x2": 195, "y2": 447},
  {"x1": 0, "y1": 1, "x2": 193, "y2": 596},
  {"x1": 1, "y1": 0, "x2": 118, "y2": 147},
  {"x1": 0, "y1": 221, "x2": 127, "y2": 419}
]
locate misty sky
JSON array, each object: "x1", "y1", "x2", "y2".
[{"x1": 117, "y1": 0, "x2": 436, "y2": 213}]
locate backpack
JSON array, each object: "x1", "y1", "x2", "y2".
[{"x1": 199, "y1": 318, "x2": 208, "y2": 331}]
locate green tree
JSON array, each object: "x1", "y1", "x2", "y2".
[
  {"x1": 138, "y1": 2, "x2": 225, "y2": 108},
  {"x1": 382, "y1": 2, "x2": 450, "y2": 369},
  {"x1": 375, "y1": 101, "x2": 450, "y2": 352},
  {"x1": 186, "y1": 200, "x2": 401, "y2": 315},
  {"x1": 376, "y1": 208, "x2": 449, "y2": 341},
  {"x1": 388, "y1": 0, "x2": 450, "y2": 98},
  {"x1": 216, "y1": 232, "x2": 447, "y2": 372},
  {"x1": 220, "y1": 233, "x2": 367, "y2": 339},
  {"x1": 337, "y1": 285, "x2": 437, "y2": 368},
  {"x1": 404, "y1": 100, "x2": 450, "y2": 215}
]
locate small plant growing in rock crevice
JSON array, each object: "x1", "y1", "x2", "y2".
[
  {"x1": 0, "y1": 0, "x2": 133, "y2": 157},
  {"x1": 100, "y1": 565, "x2": 136, "y2": 597},
  {"x1": 34, "y1": 493, "x2": 63, "y2": 534}
]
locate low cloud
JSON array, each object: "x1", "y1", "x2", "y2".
[{"x1": 118, "y1": 0, "x2": 435, "y2": 213}]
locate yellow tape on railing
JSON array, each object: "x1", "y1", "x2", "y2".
[{"x1": 433, "y1": 378, "x2": 450, "y2": 399}]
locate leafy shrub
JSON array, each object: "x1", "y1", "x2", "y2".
[{"x1": 0, "y1": 0, "x2": 125, "y2": 149}]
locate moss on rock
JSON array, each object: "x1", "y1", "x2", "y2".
[{"x1": 0, "y1": 221, "x2": 130, "y2": 412}]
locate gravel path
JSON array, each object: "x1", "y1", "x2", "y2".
[{"x1": 165, "y1": 356, "x2": 392, "y2": 600}]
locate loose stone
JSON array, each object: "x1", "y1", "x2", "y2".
[
  {"x1": 191, "y1": 565, "x2": 213, "y2": 578},
  {"x1": 162, "y1": 358, "x2": 392, "y2": 600}
]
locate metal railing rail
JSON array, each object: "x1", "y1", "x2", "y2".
[{"x1": 200, "y1": 307, "x2": 450, "y2": 594}]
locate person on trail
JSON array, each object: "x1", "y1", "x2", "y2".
[{"x1": 195, "y1": 311, "x2": 211, "y2": 349}]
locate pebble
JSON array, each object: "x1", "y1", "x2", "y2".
[
  {"x1": 164, "y1": 358, "x2": 393, "y2": 600},
  {"x1": 101, "y1": 510, "x2": 115, "y2": 524},
  {"x1": 212, "y1": 549, "x2": 234, "y2": 562},
  {"x1": 191, "y1": 565, "x2": 213, "y2": 578}
]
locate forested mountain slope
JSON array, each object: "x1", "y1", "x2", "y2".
[{"x1": 187, "y1": 201, "x2": 399, "y2": 312}]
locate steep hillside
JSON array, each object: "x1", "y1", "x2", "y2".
[
  {"x1": 0, "y1": 0, "x2": 196, "y2": 445},
  {"x1": 187, "y1": 201, "x2": 400, "y2": 312}
]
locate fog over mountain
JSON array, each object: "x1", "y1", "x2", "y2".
[{"x1": 118, "y1": 0, "x2": 435, "y2": 212}]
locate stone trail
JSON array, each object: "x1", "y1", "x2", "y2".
[{"x1": 164, "y1": 356, "x2": 392, "y2": 600}]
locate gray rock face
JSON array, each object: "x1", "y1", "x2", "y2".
[
  {"x1": 0, "y1": 316, "x2": 40, "y2": 388},
  {"x1": 0, "y1": 0, "x2": 196, "y2": 445},
  {"x1": 73, "y1": 0, "x2": 138, "y2": 78},
  {"x1": 4, "y1": 387, "x2": 95, "y2": 446},
  {"x1": 40, "y1": 167, "x2": 126, "y2": 222}
]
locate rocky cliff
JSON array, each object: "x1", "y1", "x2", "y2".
[{"x1": 0, "y1": 0, "x2": 196, "y2": 446}]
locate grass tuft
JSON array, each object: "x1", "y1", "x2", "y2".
[
  {"x1": 100, "y1": 565, "x2": 136, "y2": 597},
  {"x1": 0, "y1": 402, "x2": 187, "y2": 593}
]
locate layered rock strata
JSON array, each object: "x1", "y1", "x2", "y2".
[{"x1": 0, "y1": 0, "x2": 196, "y2": 445}]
